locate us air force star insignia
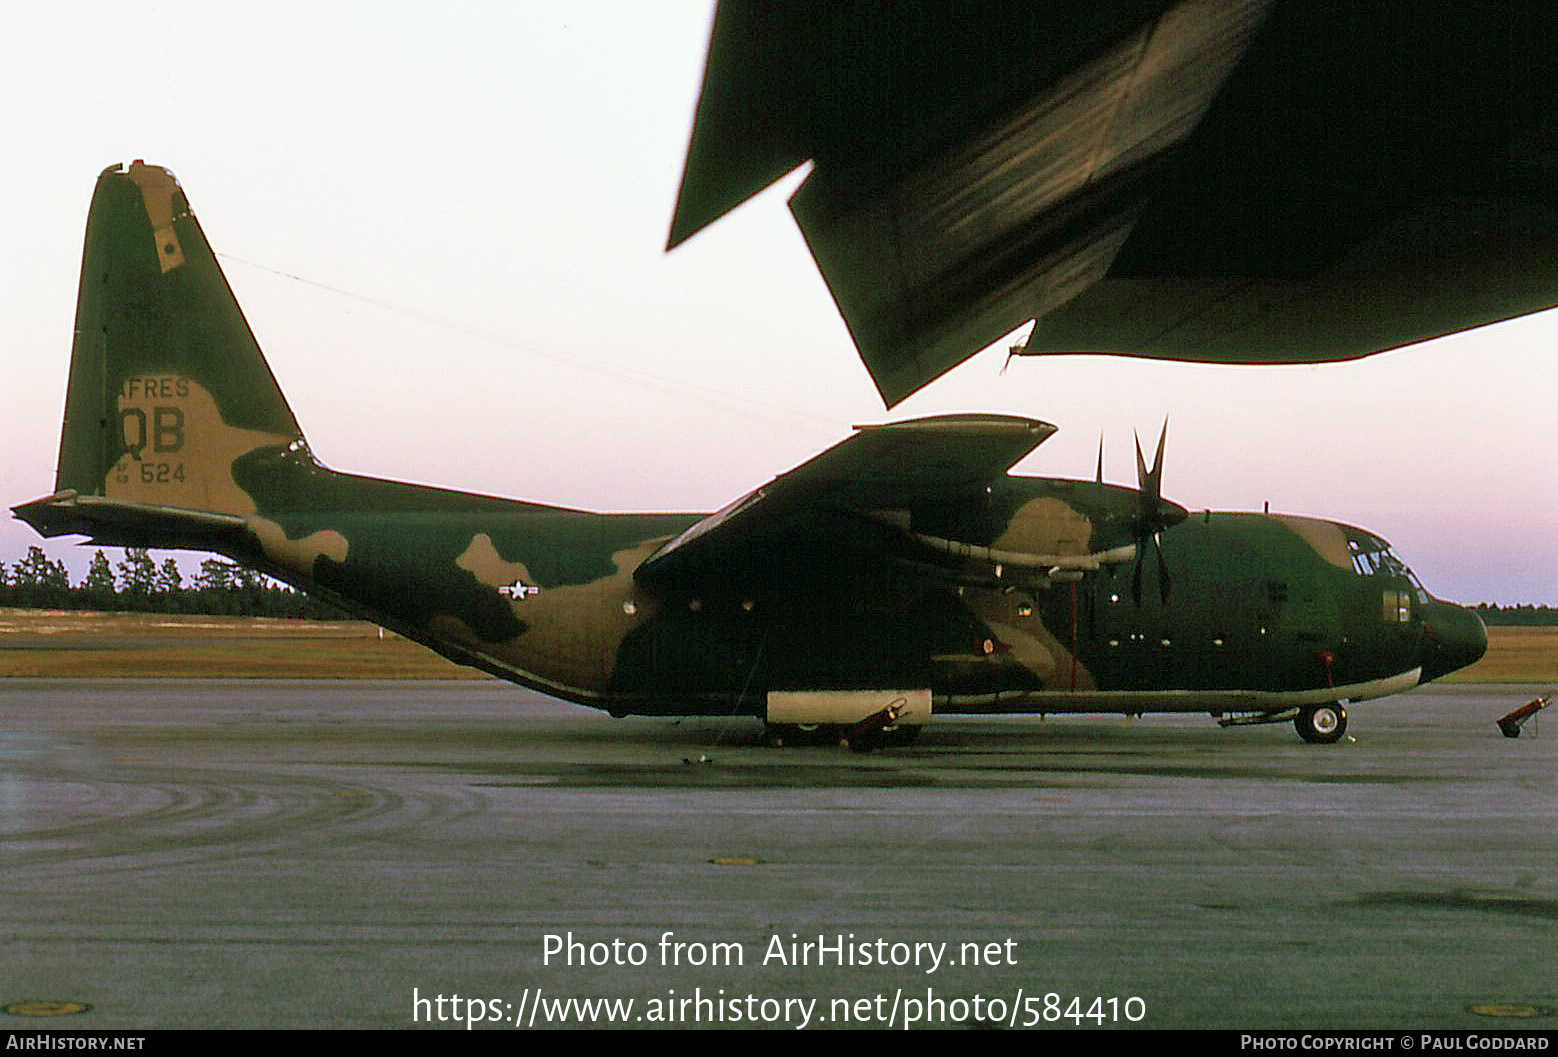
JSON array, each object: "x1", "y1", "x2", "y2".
[{"x1": 498, "y1": 580, "x2": 540, "y2": 601}]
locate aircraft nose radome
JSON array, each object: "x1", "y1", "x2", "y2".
[{"x1": 1421, "y1": 602, "x2": 1488, "y2": 682}]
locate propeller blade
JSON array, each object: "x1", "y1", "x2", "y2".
[
  {"x1": 1134, "y1": 420, "x2": 1171, "y2": 529},
  {"x1": 1130, "y1": 418, "x2": 1174, "y2": 605},
  {"x1": 1151, "y1": 419, "x2": 1167, "y2": 484},
  {"x1": 1155, "y1": 533, "x2": 1171, "y2": 604}
]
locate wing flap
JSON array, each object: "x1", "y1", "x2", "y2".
[
  {"x1": 1021, "y1": 196, "x2": 1558, "y2": 361},
  {"x1": 788, "y1": 0, "x2": 1271, "y2": 405}
]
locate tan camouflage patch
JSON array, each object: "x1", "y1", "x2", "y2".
[
  {"x1": 1272, "y1": 515, "x2": 1352, "y2": 570},
  {"x1": 245, "y1": 516, "x2": 350, "y2": 577},
  {"x1": 104, "y1": 375, "x2": 296, "y2": 515},
  {"x1": 125, "y1": 161, "x2": 185, "y2": 272},
  {"x1": 990, "y1": 497, "x2": 1093, "y2": 556},
  {"x1": 960, "y1": 588, "x2": 1096, "y2": 690},
  {"x1": 453, "y1": 534, "x2": 661, "y2": 691},
  {"x1": 455, "y1": 533, "x2": 530, "y2": 586}
]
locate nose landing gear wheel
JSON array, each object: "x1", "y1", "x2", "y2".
[{"x1": 1295, "y1": 702, "x2": 1347, "y2": 744}]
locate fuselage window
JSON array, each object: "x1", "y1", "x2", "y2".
[{"x1": 1382, "y1": 589, "x2": 1413, "y2": 623}]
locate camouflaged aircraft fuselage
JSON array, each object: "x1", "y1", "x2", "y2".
[{"x1": 14, "y1": 163, "x2": 1489, "y2": 741}]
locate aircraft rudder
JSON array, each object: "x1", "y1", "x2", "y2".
[{"x1": 52, "y1": 161, "x2": 308, "y2": 520}]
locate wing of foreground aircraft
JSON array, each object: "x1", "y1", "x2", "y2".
[{"x1": 671, "y1": 0, "x2": 1558, "y2": 406}]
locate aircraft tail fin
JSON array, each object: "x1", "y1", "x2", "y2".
[{"x1": 20, "y1": 161, "x2": 311, "y2": 542}]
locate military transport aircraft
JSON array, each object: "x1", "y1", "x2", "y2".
[{"x1": 13, "y1": 163, "x2": 1488, "y2": 746}]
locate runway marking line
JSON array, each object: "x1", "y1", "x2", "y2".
[
  {"x1": 3, "y1": 1000, "x2": 93, "y2": 1016},
  {"x1": 1469, "y1": 1002, "x2": 1551, "y2": 1018}
]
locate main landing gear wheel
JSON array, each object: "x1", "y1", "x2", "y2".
[
  {"x1": 764, "y1": 723, "x2": 842, "y2": 747},
  {"x1": 1295, "y1": 703, "x2": 1347, "y2": 744}
]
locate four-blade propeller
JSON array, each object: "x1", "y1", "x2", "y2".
[
  {"x1": 1131, "y1": 421, "x2": 1177, "y2": 605},
  {"x1": 1094, "y1": 421, "x2": 1184, "y2": 605}
]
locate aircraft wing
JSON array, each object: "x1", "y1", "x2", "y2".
[
  {"x1": 670, "y1": 0, "x2": 1558, "y2": 406},
  {"x1": 634, "y1": 414, "x2": 1055, "y2": 585}
]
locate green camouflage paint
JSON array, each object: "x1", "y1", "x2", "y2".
[{"x1": 14, "y1": 163, "x2": 1488, "y2": 736}]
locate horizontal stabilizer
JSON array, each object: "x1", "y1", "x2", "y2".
[
  {"x1": 13, "y1": 490, "x2": 247, "y2": 550},
  {"x1": 13, "y1": 490, "x2": 248, "y2": 549}
]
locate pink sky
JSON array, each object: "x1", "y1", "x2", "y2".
[{"x1": 2, "y1": 2, "x2": 1554, "y2": 605}]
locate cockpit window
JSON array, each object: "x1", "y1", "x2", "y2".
[
  {"x1": 1346, "y1": 531, "x2": 1430, "y2": 616},
  {"x1": 1347, "y1": 536, "x2": 1411, "y2": 580}
]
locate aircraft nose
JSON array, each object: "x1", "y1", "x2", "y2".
[{"x1": 1420, "y1": 601, "x2": 1488, "y2": 682}]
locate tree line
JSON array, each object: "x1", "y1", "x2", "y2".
[
  {"x1": 0, "y1": 546, "x2": 349, "y2": 619},
  {"x1": 1473, "y1": 603, "x2": 1558, "y2": 627},
  {"x1": 2, "y1": 545, "x2": 1552, "y2": 624}
]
